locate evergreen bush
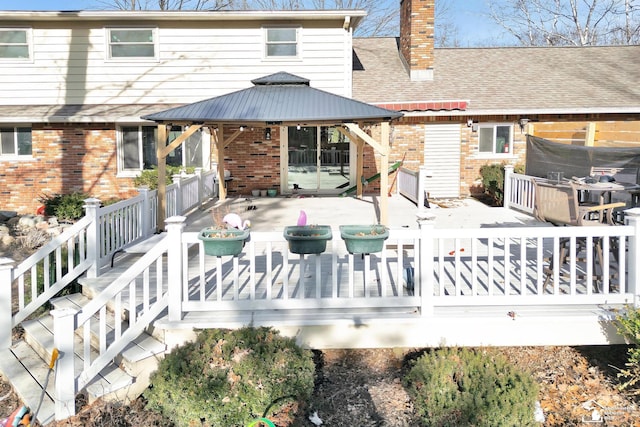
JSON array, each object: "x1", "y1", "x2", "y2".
[
  {"x1": 145, "y1": 327, "x2": 315, "y2": 427},
  {"x1": 479, "y1": 163, "x2": 524, "y2": 206},
  {"x1": 403, "y1": 347, "x2": 539, "y2": 426},
  {"x1": 39, "y1": 192, "x2": 89, "y2": 221},
  {"x1": 133, "y1": 165, "x2": 195, "y2": 190}
]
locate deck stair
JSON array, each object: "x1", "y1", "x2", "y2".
[{"x1": 0, "y1": 254, "x2": 167, "y2": 426}]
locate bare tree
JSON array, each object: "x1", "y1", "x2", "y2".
[
  {"x1": 489, "y1": 0, "x2": 640, "y2": 46},
  {"x1": 606, "y1": 0, "x2": 640, "y2": 43},
  {"x1": 99, "y1": 0, "x2": 464, "y2": 40},
  {"x1": 103, "y1": 0, "x2": 235, "y2": 10}
]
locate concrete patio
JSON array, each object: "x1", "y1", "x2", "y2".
[{"x1": 185, "y1": 194, "x2": 545, "y2": 232}]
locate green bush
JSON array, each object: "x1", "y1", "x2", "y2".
[
  {"x1": 145, "y1": 327, "x2": 315, "y2": 427},
  {"x1": 403, "y1": 347, "x2": 539, "y2": 427},
  {"x1": 479, "y1": 163, "x2": 525, "y2": 206},
  {"x1": 133, "y1": 166, "x2": 195, "y2": 190},
  {"x1": 614, "y1": 305, "x2": 640, "y2": 395},
  {"x1": 39, "y1": 192, "x2": 89, "y2": 221}
]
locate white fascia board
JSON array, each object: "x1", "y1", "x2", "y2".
[
  {"x1": 0, "y1": 10, "x2": 366, "y2": 28},
  {"x1": 401, "y1": 107, "x2": 640, "y2": 117}
]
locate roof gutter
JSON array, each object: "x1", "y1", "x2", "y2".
[
  {"x1": 400, "y1": 107, "x2": 640, "y2": 117},
  {"x1": 0, "y1": 10, "x2": 366, "y2": 27}
]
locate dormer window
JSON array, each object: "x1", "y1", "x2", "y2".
[
  {"x1": 107, "y1": 28, "x2": 156, "y2": 60},
  {"x1": 264, "y1": 27, "x2": 300, "y2": 58},
  {"x1": 0, "y1": 29, "x2": 30, "y2": 60}
]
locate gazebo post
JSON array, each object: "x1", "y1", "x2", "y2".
[
  {"x1": 216, "y1": 124, "x2": 227, "y2": 201},
  {"x1": 356, "y1": 139, "x2": 364, "y2": 199},
  {"x1": 156, "y1": 124, "x2": 168, "y2": 232},
  {"x1": 380, "y1": 121, "x2": 390, "y2": 226}
]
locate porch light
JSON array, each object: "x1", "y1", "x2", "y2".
[
  {"x1": 518, "y1": 118, "x2": 530, "y2": 133},
  {"x1": 264, "y1": 127, "x2": 271, "y2": 140},
  {"x1": 297, "y1": 125, "x2": 301, "y2": 130},
  {"x1": 466, "y1": 118, "x2": 474, "y2": 127},
  {"x1": 240, "y1": 126, "x2": 245, "y2": 131}
]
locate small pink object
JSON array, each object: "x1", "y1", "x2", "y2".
[
  {"x1": 297, "y1": 210, "x2": 307, "y2": 226},
  {"x1": 223, "y1": 213, "x2": 250, "y2": 230}
]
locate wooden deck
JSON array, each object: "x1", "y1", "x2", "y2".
[{"x1": 91, "y1": 219, "x2": 634, "y2": 350}]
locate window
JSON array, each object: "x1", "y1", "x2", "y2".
[
  {"x1": 107, "y1": 28, "x2": 156, "y2": 59},
  {"x1": 264, "y1": 27, "x2": 299, "y2": 58},
  {"x1": 478, "y1": 124, "x2": 512, "y2": 155},
  {"x1": 0, "y1": 29, "x2": 30, "y2": 59},
  {"x1": 0, "y1": 126, "x2": 32, "y2": 156},
  {"x1": 119, "y1": 125, "x2": 205, "y2": 173}
]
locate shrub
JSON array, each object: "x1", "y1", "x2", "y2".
[
  {"x1": 479, "y1": 163, "x2": 525, "y2": 206},
  {"x1": 39, "y1": 192, "x2": 89, "y2": 221},
  {"x1": 614, "y1": 305, "x2": 640, "y2": 394},
  {"x1": 145, "y1": 327, "x2": 315, "y2": 427},
  {"x1": 403, "y1": 347, "x2": 539, "y2": 427},
  {"x1": 133, "y1": 166, "x2": 195, "y2": 190}
]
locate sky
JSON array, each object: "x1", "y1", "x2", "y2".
[{"x1": 0, "y1": 0, "x2": 503, "y2": 47}]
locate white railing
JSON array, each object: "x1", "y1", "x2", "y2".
[
  {"x1": 503, "y1": 165, "x2": 538, "y2": 214},
  {"x1": 177, "y1": 228, "x2": 420, "y2": 317},
  {"x1": 45, "y1": 208, "x2": 640, "y2": 418},
  {"x1": 159, "y1": 212, "x2": 640, "y2": 324},
  {"x1": 397, "y1": 166, "x2": 429, "y2": 207},
  {"x1": 2, "y1": 171, "x2": 217, "y2": 349},
  {"x1": 0, "y1": 216, "x2": 93, "y2": 348}
]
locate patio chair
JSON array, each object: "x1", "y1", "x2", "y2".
[{"x1": 532, "y1": 181, "x2": 625, "y2": 291}]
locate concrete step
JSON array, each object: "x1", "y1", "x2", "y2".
[
  {"x1": 22, "y1": 315, "x2": 134, "y2": 404},
  {"x1": 21, "y1": 293, "x2": 166, "y2": 405},
  {"x1": 0, "y1": 344, "x2": 57, "y2": 426}
]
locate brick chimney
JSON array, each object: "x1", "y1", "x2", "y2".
[{"x1": 400, "y1": 0, "x2": 435, "y2": 81}]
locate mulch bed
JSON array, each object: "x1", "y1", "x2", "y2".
[{"x1": 4, "y1": 345, "x2": 638, "y2": 426}]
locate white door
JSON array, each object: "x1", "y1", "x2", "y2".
[{"x1": 424, "y1": 124, "x2": 461, "y2": 198}]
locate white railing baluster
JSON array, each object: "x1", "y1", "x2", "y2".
[
  {"x1": 315, "y1": 254, "x2": 322, "y2": 299},
  {"x1": 569, "y1": 236, "x2": 577, "y2": 295},
  {"x1": 380, "y1": 246, "x2": 387, "y2": 297},
  {"x1": 364, "y1": 254, "x2": 370, "y2": 298},
  {"x1": 487, "y1": 238, "x2": 495, "y2": 295},
  {"x1": 503, "y1": 238, "x2": 510, "y2": 295},
  {"x1": 345, "y1": 253, "x2": 352, "y2": 298},
  {"x1": 471, "y1": 238, "x2": 478, "y2": 295},
  {"x1": 618, "y1": 236, "x2": 626, "y2": 293},
  {"x1": 332, "y1": 241, "x2": 338, "y2": 298},
  {"x1": 266, "y1": 242, "x2": 273, "y2": 300},
  {"x1": 233, "y1": 257, "x2": 239, "y2": 300},
  {"x1": 216, "y1": 257, "x2": 222, "y2": 301},
  {"x1": 586, "y1": 237, "x2": 594, "y2": 294},
  {"x1": 198, "y1": 247, "x2": 205, "y2": 301}
]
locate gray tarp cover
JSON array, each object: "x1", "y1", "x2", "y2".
[{"x1": 525, "y1": 135, "x2": 640, "y2": 180}]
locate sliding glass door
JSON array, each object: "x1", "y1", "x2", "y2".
[{"x1": 286, "y1": 126, "x2": 351, "y2": 193}]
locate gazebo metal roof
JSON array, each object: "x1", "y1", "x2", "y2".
[{"x1": 141, "y1": 72, "x2": 403, "y2": 124}]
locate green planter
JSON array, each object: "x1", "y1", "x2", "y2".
[
  {"x1": 339, "y1": 225, "x2": 389, "y2": 254},
  {"x1": 198, "y1": 228, "x2": 250, "y2": 257},
  {"x1": 283, "y1": 225, "x2": 332, "y2": 255}
]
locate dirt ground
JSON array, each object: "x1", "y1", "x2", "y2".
[{"x1": 2, "y1": 345, "x2": 639, "y2": 427}]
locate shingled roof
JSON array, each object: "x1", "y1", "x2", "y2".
[
  {"x1": 352, "y1": 38, "x2": 640, "y2": 115},
  {"x1": 142, "y1": 71, "x2": 402, "y2": 124}
]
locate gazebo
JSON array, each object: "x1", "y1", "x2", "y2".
[{"x1": 141, "y1": 72, "x2": 403, "y2": 228}]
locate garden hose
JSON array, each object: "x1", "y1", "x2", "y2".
[{"x1": 247, "y1": 418, "x2": 275, "y2": 427}]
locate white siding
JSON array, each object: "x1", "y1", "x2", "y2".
[
  {"x1": 423, "y1": 123, "x2": 461, "y2": 198},
  {"x1": 0, "y1": 21, "x2": 351, "y2": 106}
]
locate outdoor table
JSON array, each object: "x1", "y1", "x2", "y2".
[{"x1": 573, "y1": 180, "x2": 640, "y2": 206}]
